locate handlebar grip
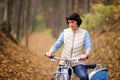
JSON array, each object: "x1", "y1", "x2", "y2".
[
  {"x1": 45, "y1": 53, "x2": 55, "y2": 58},
  {"x1": 50, "y1": 55, "x2": 55, "y2": 58}
]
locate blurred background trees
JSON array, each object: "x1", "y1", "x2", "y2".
[
  {"x1": 0, "y1": 0, "x2": 119, "y2": 43},
  {"x1": 0, "y1": 0, "x2": 119, "y2": 45},
  {"x1": 0, "y1": 0, "x2": 38, "y2": 47},
  {"x1": 0, "y1": 0, "x2": 99, "y2": 43}
]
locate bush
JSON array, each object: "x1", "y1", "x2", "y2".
[{"x1": 81, "y1": 4, "x2": 113, "y2": 30}]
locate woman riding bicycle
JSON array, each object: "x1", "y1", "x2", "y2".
[{"x1": 45, "y1": 12, "x2": 92, "y2": 80}]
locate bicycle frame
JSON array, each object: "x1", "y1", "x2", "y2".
[
  {"x1": 50, "y1": 56, "x2": 108, "y2": 80},
  {"x1": 51, "y1": 66, "x2": 73, "y2": 80},
  {"x1": 51, "y1": 57, "x2": 77, "y2": 80}
]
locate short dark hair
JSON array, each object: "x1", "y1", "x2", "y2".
[{"x1": 66, "y1": 13, "x2": 82, "y2": 27}]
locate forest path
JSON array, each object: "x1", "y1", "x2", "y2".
[
  {"x1": 23, "y1": 32, "x2": 64, "y2": 79},
  {"x1": 23, "y1": 32, "x2": 55, "y2": 54}
]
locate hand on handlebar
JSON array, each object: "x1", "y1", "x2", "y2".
[
  {"x1": 79, "y1": 54, "x2": 88, "y2": 61},
  {"x1": 45, "y1": 52, "x2": 52, "y2": 58}
]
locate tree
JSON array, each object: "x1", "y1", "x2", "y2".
[
  {"x1": 0, "y1": 0, "x2": 38, "y2": 47},
  {"x1": 74, "y1": 0, "x2": 80, "y2": 13}
]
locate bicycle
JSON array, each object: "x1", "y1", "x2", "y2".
[{"x1": 50, "y1": 55, "x2": 108, "y2": 80}]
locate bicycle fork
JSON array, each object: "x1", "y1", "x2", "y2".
[{"x1": 51, "y1": 66, "x2": 73, "y2": 80}]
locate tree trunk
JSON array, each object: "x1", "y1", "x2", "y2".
[
  {"x1": 2, "y1": 0, "x2": 13, "y2": 37},
  {"x1": 74, "y1": 0, "x2": 80, "y2": 13},
  {"x1": 68, "y1": 0, "x2": 72, "y2": 14},
  {"x1": 85, "y1": 0, "x2": 90, "y2": 12},
  {"x1": 17, "y1": 0, "x2": 22, "y2": 43}
]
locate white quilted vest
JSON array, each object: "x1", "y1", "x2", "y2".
[{"x1": 60, "y1": 27, "x2": 87, "y2": 66}]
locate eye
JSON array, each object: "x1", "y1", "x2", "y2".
[
  {"x1": 71, "y1": 21, "x2": 74, "y2": 23},
  {"x1": 69, "y1": 21, "x2": 74, "y2": 23}
]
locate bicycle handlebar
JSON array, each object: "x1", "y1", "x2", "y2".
[
  {"x1": 50, "y1": 55, "x2": 102, "y2": 69},
  {"x1": 50, "y1": 55, "x2": 80, "y2": 62}
]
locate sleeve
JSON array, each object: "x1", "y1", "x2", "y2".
[
  {"x1": 52, "y1": 32, "x2": 64, "y2": 51},
  {"x1": 84, "y1": 32, "x2": 92, "y2": 51}
]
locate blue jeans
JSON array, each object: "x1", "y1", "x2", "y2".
[{"x1": 73, "y1": 64, "x2": 89, "y2": 80}]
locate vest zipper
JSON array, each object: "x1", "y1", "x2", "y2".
[{"x1": 70, "y1": 31, "x2": 75, "y2": 58}]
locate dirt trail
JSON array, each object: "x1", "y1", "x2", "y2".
[
  {"x1": 22, "y1": 32, "x2": 55, "y2": 54},
  {"x1": 24, "y1": 32, "x2": 65, "y2": 79}
]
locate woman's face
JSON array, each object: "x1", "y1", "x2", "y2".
[{"x1": 68, "y1": 20, "x2": 78, "y2": 31}]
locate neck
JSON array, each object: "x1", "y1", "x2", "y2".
[{"x1": 72, "y1": 27, "x2": 79, "y2": 31}]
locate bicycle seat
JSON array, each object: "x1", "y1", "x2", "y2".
[{"x1": 84, "y1": 64, "x2": 97, "y2": 69}]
